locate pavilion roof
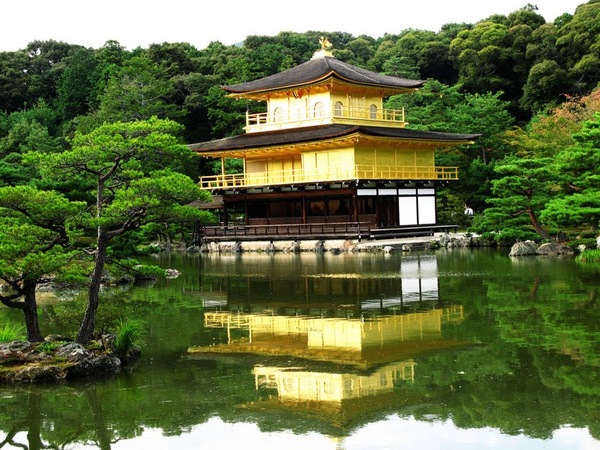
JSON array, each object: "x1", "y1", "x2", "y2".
[
  {"x1": 189, "y1": 124, "x2": 480, "y2": 155},
  {"x1": 223, "y1": 56, "x2": 425, "y2": 95}
]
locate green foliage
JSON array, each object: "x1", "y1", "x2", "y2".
[
  {"x1": 36, "y1": 340, "x2": 67, "y2": 354},
  {"x1": 520, "y1": 59, "x2": 569, "y2": 113},
  {"x1": 567, "y1": 237, "x2": 598, "y2": 251},
  {"x1": 542, "y1": 192, "x2": 600, "y2": 230},
  {"x1": 0, "y1": 324, "x2": 25, "y2": 342},
  {"x1": 393, "y1": 81, "x2": 515, "y2": 212},
  {"x1": 435, "y1": 190, "x2": 473, "y2": 227},
  {"x1": 555, "y1": 1, "x2": 600, "y2": 92},
  {"x1": 577, "y1": 249, "x2": 600, "y2": 263},
  {"x1": 114, "y1": 319, "x2": 145, "y2": 358},
  {"x1": 474, "y1": 156, "x2": 556, "y2": 240},
  {"x1": 27, "y1": 117, "x2": 212, "y2": 344},
  {"x1": 0, "y1": 185, "x2": 88, "y2": 341},
  {"x1": 55, "y1": 47, "x2": 104, "y2": 121},
  {"x1": 108, "y1": 258, "x2": 168, "y2": 282},
  {"x1": 96, "y1": 56, "x2": 187, "y2": 123},
  {"x1": 541, "y1": 113, "x2": 600, "y2": 231}
]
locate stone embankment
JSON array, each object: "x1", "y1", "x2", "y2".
[{"x1": 189, "y1": 232, "x2": 479, "y2": 254}]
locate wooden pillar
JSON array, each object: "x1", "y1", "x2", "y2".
[
  {"x1": 301, "y1": 195, "x2": 307, "y2": 224},
  {"x1": 223, "y1": 202, "x2": 228, "y2": 226},
  {"x1": 221, "y1": 157, "x2": 226, "y2": 184}
]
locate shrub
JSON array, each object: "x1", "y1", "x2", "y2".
[
  {"x1": 0, "y1": 324, "x2": 25, "y2": 342},
  {"x1": 576, "y1": 249, "x2": 600, "y2": 263},
  {"x1": 36, "y1": 341, "x2": 67, "y2": 354},
  {"x1": 114, "y1": 319, "x2": 145, "y2": 359},
  {"x1": 566, "y1": 238, "x2": 598, "y2": 252}
]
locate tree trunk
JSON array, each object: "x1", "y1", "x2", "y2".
[
  {"x1": 22, "y1": 280, "x2": 43, "y2": 342},
  {"x1": 76, "y1": 232, "x2": 109, "y2": 345},
  {"x1": 528, "y1": 208, "x2": 550, "y2": 240}
]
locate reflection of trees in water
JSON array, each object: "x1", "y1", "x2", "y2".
[
  {"x1": 0, "y1": 391, "x2": 46, "y2": 450},
  {"x1": 0, "y1": 386, "x2": 119, "y2": 450}
]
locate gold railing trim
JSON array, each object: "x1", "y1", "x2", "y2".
[{"x1": 199, "y1": 165, "x2": 458, "y2": 189}]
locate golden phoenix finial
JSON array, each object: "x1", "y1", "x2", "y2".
[{"x1": 319, "y1": 36, "x2": 333, "y2": 50}]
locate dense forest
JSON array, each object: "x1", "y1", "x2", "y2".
[{"x1": 1, "y1": 1, "x2": 599, "y2": 244}]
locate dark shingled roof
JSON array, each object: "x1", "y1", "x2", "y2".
[
  {"x1": 189, "y1": 125, "x2": 480, "y2": 153},
  {"x1": 224, "y1": 56, "x2": 425, "y2": 94}
]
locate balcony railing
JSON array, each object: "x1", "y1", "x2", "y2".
[
  {"x1": 245, "y1": 105, "x2": 406, "y2": 132},
  {"x1": 199, "y1": 165, "x2": 458, "y2": 190}
]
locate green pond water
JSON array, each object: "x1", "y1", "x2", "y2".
[{"x1": 1, "y1": 248, "x2": 599, "y2": 449}]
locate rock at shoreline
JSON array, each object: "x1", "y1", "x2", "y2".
[
  {"x1": 439, "y1": 234, "x2": 478, "y2": 248},
  {"x1": 536, "y1": 242, "x2": 575, "y2": 256},
  {"x1": 0, "y1": 340, "x2": 122, "y2": 384},
  {"x1": 509, "y1": 240, "x2": 539, "y2": 256},
  {"x1": 509, "y1": 240, "x2": 576, "y2": 257}
]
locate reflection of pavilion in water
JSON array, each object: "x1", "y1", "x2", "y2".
[
  {"x1": 188, "y1": 254, "x2": 468, "y2": 439},
  {"x1": 202, "y1": 254, "x2": 444, "y2": 317},
  {"x1": 198, "y1": 306, "x2": 464, "y2": 368},
  {"x1": 253, "y1": 360, "x2": 415, "y2": 403},
  {"x1": 191, "y1": 254, "x2": 466, "y2": 368}
]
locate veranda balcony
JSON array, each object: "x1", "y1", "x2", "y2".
[
  {"x1": 245, "y1": 105, "x2": 406, "y2": 133},
  {"x1": 199, "y1": 165, "x2": 458, "y2": 190}
]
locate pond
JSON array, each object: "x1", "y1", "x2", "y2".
[{"x1": 1, "y1": 248, "x2": 599, "y2": 449}]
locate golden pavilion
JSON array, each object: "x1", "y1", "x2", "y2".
[{"x1": 191, "y1": 37, "x2": 479, "y2": 240}]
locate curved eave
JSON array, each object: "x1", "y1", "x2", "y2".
[
  {"x1": 223, "y1": 56, "x2": 424, "y2": 99},
  {"x1": 190, "y1": 125, "x2": 480, "y2": 159},
  {"x1": 226, "y1": 73, "x2": 419, "y2": 101}
]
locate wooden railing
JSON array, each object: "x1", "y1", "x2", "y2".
[
  {"x1": 245, "y1": 105, "x2": 406, "y2": 131},
  {"x1": 199, "y1": 165, "x2": 458, "y2": 189},
  {"x1": 201, "y1": 221, "x2": 370, "y2": 240},
  {"x1": 200, "y1": 222, "x2": 459, "y2": 242}
]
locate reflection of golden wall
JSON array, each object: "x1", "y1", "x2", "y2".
[
  {"x1": 308, "y1": 319, "x2": 363, "y2": 349},
  {"x1": 250, "y1": 315, "x2": 311, "y2": 335},
  {"x1": 308, "y1": 311, "x2": 443, "y2": 350},
  {"x1": 253, "y1": 360, "x2": 415, "y2": 402},
  {"x1": 204, "y1": 307, "x2": 463, "y2": 351}
]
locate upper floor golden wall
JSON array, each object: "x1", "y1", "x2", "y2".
[{"x1": 245, "y1": 84, "x2": 407, "y2": 133}]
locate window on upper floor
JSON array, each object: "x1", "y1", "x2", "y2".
[
  {"x1": 369, "y1": 104, "x2": 378, "y2": 119},
  {"x1": 334, "y1": 101, "x2": 343, "y2": 116},
  {"x1": 273, "y1": 107, "x2": 284, "y2": 122},
  {"x1": 314, "y1": 102, "x2": 325, "y2": 118}
]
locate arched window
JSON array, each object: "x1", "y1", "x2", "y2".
[
  {"x1": 334, "y1": 101, "x2": 343, "y2": 117},
  {"x1": 369, "y1": 104, "x2": 378, "y2": 119},
  {"x1": 273, "y1": 107, "x2": 284, "y2": 122},
  {"x1": 313, "y1": 102, "x2": 325, "y2": 117}
]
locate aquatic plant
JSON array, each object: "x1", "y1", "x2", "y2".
[
  {"x1": 577, "y1": 249, "x2": 600, "y2": 263},
  {"x1": 114, "y1": 319, "x2": 145, "y2": 359}
]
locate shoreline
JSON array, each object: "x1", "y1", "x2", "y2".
[{"x1": 194, "y1": 232, "x2": 474, "y2": 253}]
